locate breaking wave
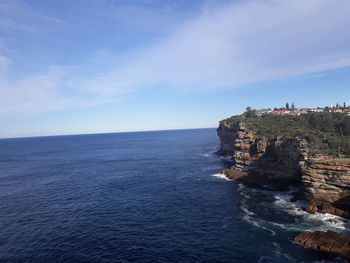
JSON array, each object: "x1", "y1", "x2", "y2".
[
  {"x1": 237, "y1": 182, "x2": 349, "y2": 234},
  {"x1": 211, "y1": 173, "x2": 232, "y2": 181},
  {"x1": 273, "y1": 194, "x2": 348, "y2": 232}
]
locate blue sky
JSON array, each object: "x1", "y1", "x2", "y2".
[{"x1": 1, "y1": 0, "x2": 350, "y2": 138}]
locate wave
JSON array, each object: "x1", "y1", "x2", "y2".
[
  {"x1": 240, "y1": 204, "x2": 255, "y2": 216},
  {"x1": 211, "y1": 173, "x2": 232, "y2": 181},
  {"x1": 236, "y1": 181, "x2": 349, "y2": 236},
  {"x1": 239, "y1": 187, "x2": 276, "y2": 236},
  {"x1": 228, "y1": 180, "x2": 350, "y2": 262},
  {"x1": 273, "y1": 194, "x2": 348, "y2": 232},
  {"x1": 242, "y1": 213, "x2": 277, "y2": 236},
  {"x1": 241, "y1": 199, "x2": 276, "y2": 236},
  {"x1": 238, "y1": 182, "x2": 257, "y2": 199},
  {"x1": 272, "y1": 242, "x2": 297, "y2": 262}
]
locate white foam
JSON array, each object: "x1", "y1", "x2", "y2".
[
  {"x1": 239, "y1": 191, "x2": 251, "y2": 199},
  {"x1": 272, "y1": 242, "x2": 296, "y2": 262},
  {"x1": 240, "y1": 196, "x2": 276, "y2": 236},
  {"x1": 240, "y1": 204, "x2": 255, "y2": 216},
  {"x1": 238, "y1": 183, "x2": 255, "y2": 199},
  {"x1": 236, "y1": 178, "x2": 349, "y2": 236},
  {"x1": 242, "y1": 214, "x2": 276, "y2": 236},
  {"x1": 211, "y1": 173, "x2": 232, "y2": 181},
  {"x1": 273, "y1": 194, "x2": 348, "y2": 232}
]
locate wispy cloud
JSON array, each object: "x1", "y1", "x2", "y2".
[
  {"x1": 1, "y1": 0, "x2": 350, "y2": 116},
  {"x1": 100, "y1": 0, "x2": 350, "y2": 89},
  {"x1": 0, "y1": 0, "x2": 64, "y2": 29},
  {"x1": 0, "y1": 65, "x2": 127, "y2": 116},
  {"x1": 0, "y1": 67, "x2": 69, "y2": 115}
]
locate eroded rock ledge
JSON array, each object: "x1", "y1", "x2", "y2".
[{"x1": 294, "y1": 231, "x2": 350, "y2": 260}]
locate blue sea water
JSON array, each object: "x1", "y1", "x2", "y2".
[{"x1": 0, "y1": 128, "x2": 348, "y2": 263}]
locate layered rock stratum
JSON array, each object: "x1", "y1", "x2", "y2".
[{"x1": 294, "y1": 231, "x2": 350, "y2": 260}]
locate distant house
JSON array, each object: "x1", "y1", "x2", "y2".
[
  {"x1": 251, "y1": 106, "x2": 349, "y2": 116},
  {"x1": 256, "y1": 108, "x2": 272, "y2": 116},
  {"x1": 272, "y1": 109, "x2": 290, "y2": 115},
  {"x1": 330, "y1": 108, "x2": 343, "y2": 113},
  {"x1": 296, "y1": 109, "x2": 308, "y2": 115},
  {"x1": 308, "y1": 108, "x2": 324, "y2": 113}
]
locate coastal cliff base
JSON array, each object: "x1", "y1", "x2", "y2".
[
  {"x1": 222, "y1": 168, "x2": 295, "y2": 190},
  {"x1": 307, "y1": 201, "x2": 350, "y2": 220},
  {"x1": 294, "y1": 231, "x2": 350, "y2": 261}
]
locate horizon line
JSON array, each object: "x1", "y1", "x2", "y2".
[{"x1": 0, "y1": 126, "x2": 217, "y2": 140}]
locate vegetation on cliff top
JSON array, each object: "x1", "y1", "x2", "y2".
[{"x1": 221, "y1": 112, "x2": 350, "y2": 157}]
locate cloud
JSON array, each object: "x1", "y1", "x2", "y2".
[
  {"x1": 100, "y1": 0, "x2": 350, "y2": 90},
  {"x1": 1, "y1": 0, "x2": 350, "y2": 116},
  {"x1": 0, "y1": 65, "x2": 127, "y2": 116},
  {"x1": 0, "y1": 67, "x2": 70, "y2": 116},
  {"x1": 0, "y1": 0, "x2": 64, "y2": 32}
]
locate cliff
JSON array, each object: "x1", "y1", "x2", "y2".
[
  {"x1": 217, "y1": 113, "x2": 350, "y2": 261},
  {"x1": 217, "y1": 114, "x2": 350, "y2": 214},
  {"x1": 217, "y1": 121, "x2": 306, "y2": 189}
]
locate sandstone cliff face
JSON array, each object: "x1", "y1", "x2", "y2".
[
  {"x1": 301, "y1": 157, "x2": 350, "y2": 205},
  {"x1": 217, "y1": 121, "x2": 350, "y2": 212},
  {"x1": 218, "y1": 121, "x2": 304, "y2": 187},
  {"x1": 216, "y1": 121, "x2": 240, "y2": 156}
]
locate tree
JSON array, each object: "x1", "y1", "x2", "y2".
[
  {"x1": 245, "y1": 106, "x2": 255, "y2": 117},
  {"x1": 291, "y1": 102, "x2": 296, "y2": 111},
  {"x1": 340, "y1": 118, "x2": 350, "y2": 136},
  {"x1": 286, "y1": 102, "x2": 290, "y2": 109}
]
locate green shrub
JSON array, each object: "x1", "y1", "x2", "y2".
[{"x1": 220, "y1": 112, "x2": 350, "y2": 157}]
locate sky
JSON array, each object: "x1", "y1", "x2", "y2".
[{"x1": 0, "y1": 0, "x2": 350, "y2": 138}]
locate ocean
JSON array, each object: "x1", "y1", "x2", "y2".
[{"x1": 0, "y1": 128, "x2": 348, "y2": 263}]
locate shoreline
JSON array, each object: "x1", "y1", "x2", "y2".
[{"x1": 218, "y1": 168, "x2": 350, "y2": 262}]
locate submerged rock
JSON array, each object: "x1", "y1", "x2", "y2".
[
  {"x1": 306, "y1": 201, "x2": 350, "y2": 219},
  {"x1": 294, "y1": 231, "x2": 350, "y2": 261}
]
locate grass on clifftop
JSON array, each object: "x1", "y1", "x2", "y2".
[{"x1": 221, "y1": 112, "x2": 350, "y2": 157}]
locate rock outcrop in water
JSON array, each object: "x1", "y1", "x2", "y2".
[{"x1": 294, "y1": 231, "x2": 350, "y2": 260}]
